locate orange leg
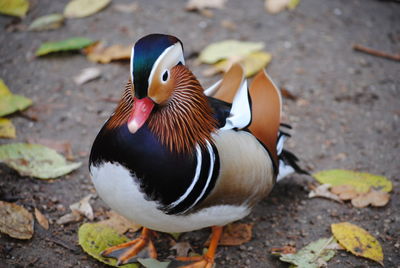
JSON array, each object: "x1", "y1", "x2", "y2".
[
  {"x1": 176, "y1": 226, "x2": 223, "y2": 268},
  {"x1": 101, "y1": 227, "x2": 157, "y2": 266}
]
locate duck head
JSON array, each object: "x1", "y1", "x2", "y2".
[{"x1": 107, "y1": 34, "x2": 216, "y2": 153}]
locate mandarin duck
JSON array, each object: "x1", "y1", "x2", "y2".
[{"x1": 89, "y1": 33, "x2": 307, "y2": 267}]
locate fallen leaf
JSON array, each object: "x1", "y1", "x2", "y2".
[
  {"x1": 113, "y1": 2, "x2": 139, "y2": 13},
  {"x1": 0, "y1": 0, "x2": 29, "y2": 17},
  {"x1": 308, "y1": 184, "x2": 343, "y2": 203},
  {"x1": 64, "y1": 0, "x2": 111, "y2": 18},
  {"x1": 28, "y1": 13, "x2": 64, "y2": 31},
  {"x1": 287, "y1": 0, "x2": 300, "y2": 9},
  {"x1": 331, "y1": 222, "x2": 384, "y2": 265},
  {"x1": 265, "y1": 0, "x2": 299, "y2": 14},
  {"x1": 171, "y1": 242, "x2": 193, "y2": 257},
  {"x1": 278, "y1": 237, "x2": 337, "y2": 268},
  {"x1": 313, "y1": 169, "x2": 392, "y2": 193},
  {"x1": 351, "y1": 189, "x2": 390, "y2": 208},
  {"x1": 205, "y1": 223, "x2": 252, "y2": 246},
  {"x1": 86, "y1": 43, "x2": 131, "y2": 63},
  {"x1": 330, "y1": 184, "x2": 359, "y2": 200},
  {"x1": 70, "y1": 194, "x2": 94, "y2": 220},
  {"x1": 0, "y1": 79, "x2": 32, "y2": 117},
  {"x1": 138, "y1": 258, "x2": 171, "y2": 268},
  {"x1": 98, "y1": 210, "x2": 141, "y2": 234},
  {"x1": 0, "y1": 201, "x2": 33, "y2": 239},
  {"x1": 0, "y1": 118, "x2": 16, "y2": 138},
  {"x1": 186, "y1": 0, "x2": 227, "y2": 11},
  {"x1": 168, "y1": 232, "x2": 182, "y2": 240},
  {"x1": 199, "y1": 40, "x2": 265, "y2": 64},
  {"x1": 57, "y1": 195, "x2": 93, "y2": 225},
  {"x1": 213, "y1": 51, "x2": 271, "y2": 77},
  {"x1": 34, "y1": 208, "x2": 49, "y2": 230},
  {"x1": 271, "y1": 245, "x2": 296, "y2": 255},
  {"x1": 26, "y1": 138, "x2": 74, "y2": 160},
  {"x1": 57, "y1": 210, "x2": 82, "y2": 225},
  {"x1": 78, "y1": 223, "x2": 139, "y2": 267},
  {"x1": 35, "y1": 37, "x2": 95, "y2": 56},
  {"x1": 73, "y1": 67, "x2": 101, "y2": 85},
  {"x1": 0, "y1": 143, "x2": 81, "y2": 179}
]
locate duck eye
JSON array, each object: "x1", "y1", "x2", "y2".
[{"x1": 162, "y1": 70, "x2": 169, "y2": 82}]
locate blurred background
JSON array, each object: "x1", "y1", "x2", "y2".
[{"x1": 0, "y1": 0, "x2": 399, "y2": 267}]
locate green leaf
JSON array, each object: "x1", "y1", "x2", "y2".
[
  {"x1": 0, "y1": 79, "x2": 32, "y2": 117},
  {"x1": 0, "y1": 143, "x2": 81, "y2": 179},
  {"x1": 78, "y1": 223, "x2": 139, "y2": 268},
  {"x1": 35, "y1": 37, "x2": 95, "y2": 56},
  {"x1": 167, "y1": 232, "x2": 182, "y2": 240},
  {"x1": 28, "y1": 13, "x2": 64, "y2": 31},
  {"x1": 0, "y1": 118, "x2": 16, "y2": 139},
  {"x1": 0, "y1": 0, "x2": 29, "y2": 17},
  {"x1": 199, "y1": 40, "x2": 265, "y2": 64},
  {"x1": 138, "y1": 258, "x2": 171, "y2": 268},
  {"x1": 279, "y1": 237, "x2": 336, "y2": 268},
  {"x1": 287, "y1": 0, "x2": 300, "y2": 10},
  {"x1": 332, "y1": 222, "x2": 384, "y2": 266},
  {"x1": 313, "y1": 169, "x2": 392, "y2": 193},
  {"x1": 64, "y1": 0, "x2": 111, "y2": 18}
]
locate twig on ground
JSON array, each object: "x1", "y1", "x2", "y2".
[{"x1": 353, "y1": 44, "x2": 400, "y2": 62}]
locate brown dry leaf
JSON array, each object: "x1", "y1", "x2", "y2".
[
  {"x1": 308, "y1": 184, "x2": 343, "y2": 203},
  {"x1": 331, "y1": 185, "x2": 359, "y2": 200},
  {"x1": 351, "y1": 189, "x2": 390, "y2": 208},
  {"x1": 26, "y1": 138, "x2": 74, "y2": 160},
  {"x1": 57, "y1": 195, "x2": 93, "y2": 225},
  {"x1": 57, "y1": 210, "x2": 82, "y2": 225},
  {"x1": 271, "y1": 245, "x2": 296, "y2": 255},
  {"x1": 171, "y1": 242, "x2": 193, "y2": 257},
  {"x1": 205, "y1": 223, "x2": 252, "y2": 246},
  {"x1": 186, "y1": 0, "x2": 227, "y2": 11},
  {"x1": 34, "y1": 208, "x2": 49, "y2": 230},
  {"x1": 70, "y1": 194, "x2": 94, "y2": 220},
  {"x1": 86, "y1": 43, "x2": 131, "y2": 64},
  {"x1": 0, "y1": 201, "x2": 33, "y2": 239},
  {"x1": 97, "y1": 210, "x2": 141, "y2": 234}
]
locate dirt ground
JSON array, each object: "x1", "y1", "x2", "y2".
[{"x1": 1, "y1": 0, "x2": 399, "y2": 267}]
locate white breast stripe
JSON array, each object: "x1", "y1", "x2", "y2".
[
  {"x1": 181, "y1": 140, "x2": 215, "y2": 213},
  {"x1": 167, "y1": 145, "x2": 202, "y2": 209},
  {"x1": 203, "y1": 79, "x2": 222, "y2": 97}
]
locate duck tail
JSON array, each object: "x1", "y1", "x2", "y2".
[{"x1": 276, "y1": 124, "x2": 309, "y2": 181}]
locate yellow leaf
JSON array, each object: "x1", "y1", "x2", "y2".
[
  {"x1": 199, "y1": 40, "x2": 265, "y2": 64},
  {"x1": 0, "y1": 79, "x2": 12, "y2": 96},
  {"x1": 78, "y1": 223, "x2": 139, "y2": 267},
  {"x1": 0, "y1": 0, "x2": 29, "y2": 17},
  {"x1": 64, "y1": 0, "x2": 111, "y2": 18},
  {"x1": 313, "y1": 169, "x2": 392, "y2": 193},
  {"x1": 331, "y1": 222, "x2": 383, "y2": 266},
  {"x1": 0, "y1": 79, "x2": 32, "y2": 117},
  {"x1": 0, "y1": 118, "x2": 16, "y2": 139},
  {"x1": 287, "y1": 0, "x2": 300, "y2": 10}
]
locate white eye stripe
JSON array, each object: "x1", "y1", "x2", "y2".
[
  {"x1": 148, "y1": 43, "x2": 184, "y2": 87},
  {"x1": 130, "y1": 47, "x2": 135, "y2": 82}
]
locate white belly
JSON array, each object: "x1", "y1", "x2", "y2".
[{"x1": 90, "y1": 162, "x2": 250, "y2": 233}]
